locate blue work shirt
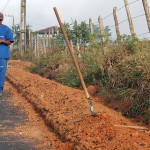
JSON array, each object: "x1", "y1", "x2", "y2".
[{"x1": 0, "y1": 24, "x2": 14, "y2": 59}]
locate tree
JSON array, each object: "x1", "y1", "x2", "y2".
[
  {"x1": 12, "y1": 24, "x2": 31, "y2": 49},
  {"x1": 55, "y1": 21, "x2": 91, "y2": 46},
  {"x1": 12, "y1": 24, "x2": 20, "y2": 47},
  {"x1": 79, "y1": 21, "x2": 91, "y2": 45}
]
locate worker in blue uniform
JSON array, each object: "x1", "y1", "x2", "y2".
[{"x1": 0, "y1": 12, "x2": 14, "y2": 96}]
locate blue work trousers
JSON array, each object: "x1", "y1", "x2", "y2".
[{"x1": 0, "y1": 59, "x2": 7, "y2": 93}]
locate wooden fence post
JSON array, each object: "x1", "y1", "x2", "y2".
[
  {"x1": 34, "y1": 35, "x2": 37, "y2": 58},
  {"x1": 46, "y1": 33, "x2": 49, "y2": 51},
  {"x1": 113, "y1": 7, "x2": 120, "y2": 38},
  {"x1": 29, "y1": 29, "x2": 32, "y2": 53},
  {"x1": 40, "y1": 36, "x2": 44, "y2": 55},
  {"x1": 75, "y1": 20, "x2": 81, "y2": 58},
  {"x1": 56, "y1": 26, "x2": 59, "y2": 35},
  {"x1": 43, "y1": 34, "x2": 47, "y2": 55},
  {"x1": 48, "y1": 30, "x2": 51, "y2": 52},
  {"x1": 142, "y1": 0, "x2": 150, "y2": 32},
  {"x1": 89, "y1": 18, "x2": 94, "y2": 34},
  {"x1": 51, "y1": 28, "x2": 54, "y2": 36},
  {"x1": 124, "y1": 0, "x2": 135, "y2": 35},
  {"x1": 98, "y1": 16, "x2": 106, "y2": 43},
  {"x1": 37, "y1": 35, "x2": 40, "y2": 58},
  {"x1": 70, "y1": 40, "x2": 74, "y2": 53}
]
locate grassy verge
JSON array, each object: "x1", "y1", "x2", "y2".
[{"x1": 17, "y1": 38, "x2": 150, "y2": 124}]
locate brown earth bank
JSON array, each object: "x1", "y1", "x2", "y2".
[
  {"x1": 6, "y1": 60, "x2": 150, "y2": 150},
  {"x1": 4, "y1": 81, "x2": 72, "y2": 150}
]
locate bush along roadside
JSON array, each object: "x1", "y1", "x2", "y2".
[{"x1": 108, "y1": 49, "x2": 150, "y2": 124}]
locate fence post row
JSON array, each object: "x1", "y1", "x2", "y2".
[
  {"x1": 142, "y1": 0, "x2": 150, "y2": 32},
  {"x1": 25, "y1": 0, "x2": 150, "y2": 59}
]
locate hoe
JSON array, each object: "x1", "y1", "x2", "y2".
[{"x1": 54, "y1": 7, "x2": 97, "y2": 117}]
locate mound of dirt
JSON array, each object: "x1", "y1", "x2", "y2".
[{"x1": 6, "y1": 60, "x2": 150, "y2": 150}]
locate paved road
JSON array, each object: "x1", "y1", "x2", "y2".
[{"x1": 0, "y1": 91, "x2": 37, "y2": 150}]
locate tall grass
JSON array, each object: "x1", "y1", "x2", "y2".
[{"x1": 109, "y1": 50, "x2": 150, "y2": 121}]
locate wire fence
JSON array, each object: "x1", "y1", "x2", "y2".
[
  {"x1": 25, "y1": 0, "x2": 149, "y2": 59},
  {"x1": 2, "y1": 0, "x2": 150, "y2": 58}
]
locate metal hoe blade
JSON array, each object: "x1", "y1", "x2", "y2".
[{"x1": 88, "y1": 97, "x2": 97, "y2": 117}]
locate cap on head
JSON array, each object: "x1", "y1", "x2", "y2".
[{"x1": 0, "y1": 12, "x2": 4, "y2": 20}]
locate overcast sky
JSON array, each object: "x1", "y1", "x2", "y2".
[{"x1": 0, "y1": 0, "x2": 150, "y2": 39}]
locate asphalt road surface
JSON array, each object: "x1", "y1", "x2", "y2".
[{"x1": 0, "y1": 91, "x2": 37, "y2": 150}]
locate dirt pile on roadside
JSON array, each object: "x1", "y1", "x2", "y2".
[{"x1": 7, "y1": 60, "x2": 150, "y2": 150}]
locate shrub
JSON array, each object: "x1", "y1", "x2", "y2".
[
  {"x1": 57, "y1": 66, "x2": 81, "y2": 87},
  {"x1": 109, "y1": 50, "x2": 150, "y2": 123}
]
